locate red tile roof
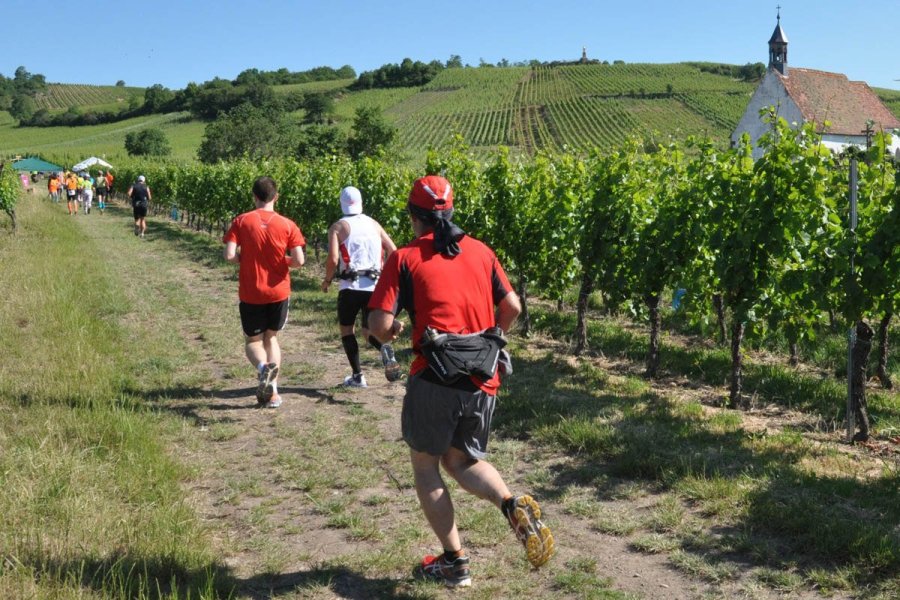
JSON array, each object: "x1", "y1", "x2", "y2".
[{"x1": 778, "y1": 68, "x2": 900, "y2": 135}]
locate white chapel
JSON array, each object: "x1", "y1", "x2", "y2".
[{"x1": 732, "y1": 12, "x2": 900, "y2": 159}]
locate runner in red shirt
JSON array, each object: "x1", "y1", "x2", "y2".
[
  {"x1": 223, "y1": 176, "x2": 305, "y2": 408},
  {"x1": 368, "y1": 175, "x2": 554, "y2": 587}
]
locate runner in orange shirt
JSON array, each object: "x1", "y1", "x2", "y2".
[
  {"x1": 223, "y1": 176, "x2": 306, "y2": 408},
  {"x1": 105, "y1": 171, "x2": 114, "y2": 200},
  {"x1": 48, "y1": 174, "x2": 60, "y2": 203},
  {"x1": 65, "y1": 172, "x2": 78, "y2": 215}
]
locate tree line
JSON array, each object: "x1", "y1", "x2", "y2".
[
  {"x1": 14, "y1": 65, "x2": 355, "y2": 128},
  {"x1": 0, "y1": 66, "x2": 48, "y2": 122}
]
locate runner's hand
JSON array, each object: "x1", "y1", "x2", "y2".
[
  {"x1": 321, "y1": 279, "x2": 330, "y2": 292},
  {"x1": 390, "y1": 320, "x2": 404, "y2": 339}
]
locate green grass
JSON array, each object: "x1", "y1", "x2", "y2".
[
  {"x1": 497, "y1": 331, "x2": 900, "y2": 593},
  {"x1": 0, "y1": 112, "x2": 202, "y2": 164},
  {"x1": 0, "y1": 196, "x2": 225, "y2": 598}
]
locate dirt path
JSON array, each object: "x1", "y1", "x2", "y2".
[{"x1": 78, "y1": 206, "x2": 830, "y2": 599}]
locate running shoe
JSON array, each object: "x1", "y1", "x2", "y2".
[
  {"x1": 343, "y1": 373, "x2": 368, "y2": 388},
  {"x1": 256, "y1": 363, "x2": 279, "y2": 404},
  {"x1": 380, "y1": 343, "x2": 403, "y2": 382},
  {"x1": 416, "y1": 553, "x2": 471, "y2": 588},
  {"x1": 502, "y1": 495, "x2": 555, "y2": 568},
  {"x1": 266, "y1": 394, "x2": 282, "y2": 408}
]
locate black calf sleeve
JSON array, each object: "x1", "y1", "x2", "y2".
[
  {"x1": 341, "y1": 334, "x2": 361, "y2": 374},
  {"x1": 367, "y1": 335, "x2": 383, "y2": 350}
]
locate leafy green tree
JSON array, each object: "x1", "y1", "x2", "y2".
[
  {"x1": 143, "y1": 84, "x2": 175, "y2": 113},
  {"x1": 124, "y1": 128, "x2": 172, "y2": 156},
  {"x1": 351, "y1": 59, "x2": 443, "y2": 90},
  {"x1": 295, "y1": 125, "x2": 346, "y2": 160},
  {"x1": 198, "y1": 103, "x2": 297, "y2": 163},
  {"x1": 9, "y1": 94, "x2": 35, "y2": 121},
  {"x1": 115, "y1": 80, "x2": 125, "y2": 87},
  {"x1": 188, "y1": 82, "x2": 273, "y2": 120},
  {"x1": 302, "y1": 93, "x2": 335, "y2": 124},
  {"x1": 12, "y1": 66, "x2": 46, "y2": 94},
  {"x1": 29, "y1": 108, "x2": 52, "y2": 126},
  {"x1": 446, "y1": 55, "x2": 463, "y2": 69},
  {"x1": 234, "y1": 68, "x2": 262, "y2": 86},
  {"x1": 346, "y1": 106, "x2": 396, "y2": 159}
]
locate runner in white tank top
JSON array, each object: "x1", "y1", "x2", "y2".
[
  {"x1": 321, "y1": 186, "x2": 401, "y2": 387},
  {"x1": 337, "y1": 213, "x2": 383, "y2": 292}
]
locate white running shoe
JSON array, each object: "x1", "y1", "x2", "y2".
[
  {"x1": 343, "y1": 373, "x2": 368, "y2": 388},
  {"x1": 256, "y1": 363, "x2": 279, "y2": 404}
]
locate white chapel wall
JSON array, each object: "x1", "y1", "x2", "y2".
[{"x1": 732, "y1": 70, "x2": 804, "y2": 158}]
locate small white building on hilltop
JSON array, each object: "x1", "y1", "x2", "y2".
[{"x1": 732, "y1": 12, "x2": 900, "y2": 159}]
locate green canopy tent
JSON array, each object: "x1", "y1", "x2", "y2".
[{"x1": 11, "y1": 157, "x2": 64, "y2": 173}]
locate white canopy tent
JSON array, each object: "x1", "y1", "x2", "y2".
[{"x1": 71, "y1": 157, "x2": 114, "y2": 172}]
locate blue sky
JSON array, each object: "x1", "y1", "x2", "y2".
[{"x1": 2, "y1": 0, "x2": 898, "y2": 91}]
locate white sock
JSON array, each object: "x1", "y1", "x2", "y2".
[
  {"x1": 258, "y1": 362, "x2": 266, "y2": 373},
  {"x1": 271, "y1": 382, "x2": 278, "y2": 394}
]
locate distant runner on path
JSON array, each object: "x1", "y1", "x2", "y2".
[
  {"x1": 95, "y1": 170, "x2": 108, "y2": 214},
  {"x1": 321, "y1": 186, "x2": 400, "y2": 388},
  {"x1": 368, "y1": 175, "x2": 555, "y2": 588},
  {"x1": 47, "y1": 174, "x2": 60, "y2": 203},
  {"x1": 81, "y1": 175, "x2": 93, "y2": 215},
  {"x1": 65, "y1": 172, "x2": 78, "y2": 215},
  {"x1": 223, "y1": 176, "x2": 306, "y2": 409},
  {"x1": 127, "y1": 175, "x2": 151, "y2": 237}
]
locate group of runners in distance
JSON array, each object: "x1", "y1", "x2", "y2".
[
  {"x1": 221, "y1": 174, "x2": 555, "y2": 587},
  {"x1": 47, "y1": 169, "x2": 113, "y2": 216},
  {"x1": 46, "y1": 169, "x2": 152, "y2": 239}
]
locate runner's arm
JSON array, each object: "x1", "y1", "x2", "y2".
[
  {"x1": 321, "y1": 223, "x2": 341, "y2": 291},
  {"x1": 223, "y1": 241, "x2": 239, "y2": 264},
  {"x1": 369, "y1": 309, "x2": 404, "y2": 342},
  {"x1": 379, "y1": 225, "x2": 397, "y2": 261},
  {"x1": 496, "y1": 291, "x2": 521, "y2": 333},
  {"x1": 288, "y1": 245, "x2": 305, "y2": 269}
]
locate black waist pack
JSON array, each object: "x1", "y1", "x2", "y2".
[{"x1": 420, "y1": 327, "x2": 507, "y2": 384}]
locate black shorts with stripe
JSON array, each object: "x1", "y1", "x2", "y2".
[{"x1": 239, "y1": 299, "x2": 290, "y2": 337}]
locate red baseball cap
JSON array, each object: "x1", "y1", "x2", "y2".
[{"x1": 408, "y1": 175, "x2": 453, "y2": 211}]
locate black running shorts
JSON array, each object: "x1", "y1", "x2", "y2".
[
  {"x1": 239, "y1": 298, "x2": 290, "y2": 337},
  {"x1": 133, "y1": 204, "x2": 148, "y2": 219},
  {"x1": 337, "y1": 288, "x2": 373, "y2": 327},
  {"x1": 401, "y1": 372, "x2": 496, "y2": 459}
]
